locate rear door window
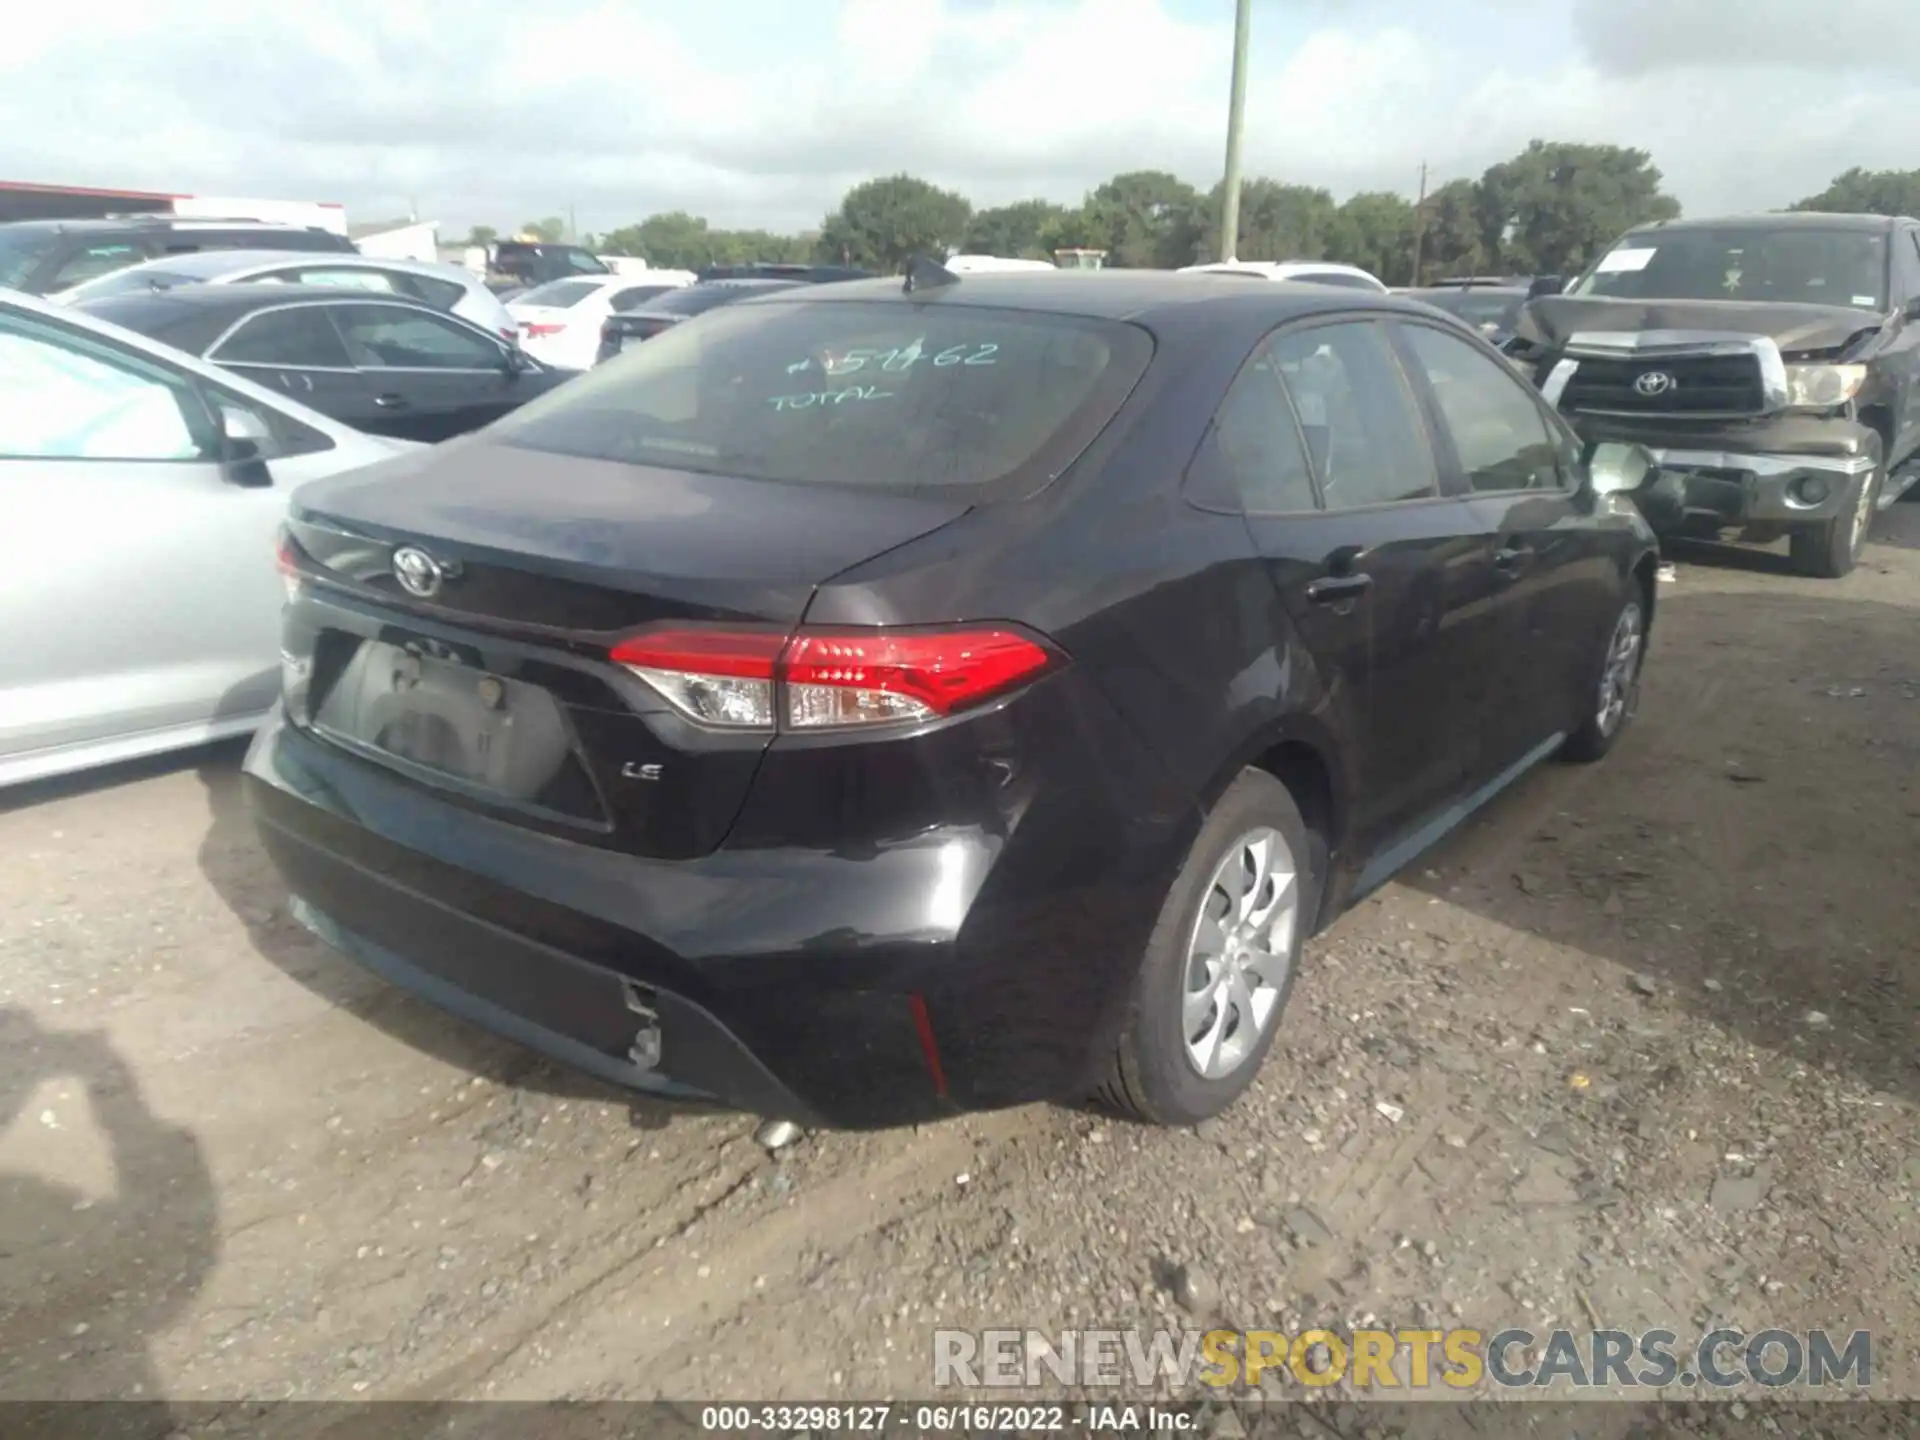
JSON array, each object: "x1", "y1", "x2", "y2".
[
  {"x1": 493, "y1": 298, "x2": 1153, "y2": 495},
  {"x1": 332, "y1": 305, "x2": 503, "y2": 370},
  {"x1": 392, "y1": 273, "x2": 468, "y2": 310},
  {"x1": 288, "y1": 266, "x2": 398, "y2": 294},
  {"x1": 1270, "y1": 320, "x2": 1438, "y2": 508},
  {"x1": 1189, "y1": 339, "x2": 1319, "y2": 513}
]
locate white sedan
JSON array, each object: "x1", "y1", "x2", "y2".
[
  {"x1": 507, "y1": 271, "x2": 696, "y2": 371},
  {"x1": 1178, "y1": 260, "x2": 1388, "y2": 292},
  {"x1": 0, "y1": 288, "x2": 416, "y2": 788}
]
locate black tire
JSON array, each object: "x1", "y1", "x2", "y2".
[
  {"x1": 1789, "y1": 453, "x2": 1881, "y2": 579},
  {"x1": 1562, "y1": 587, "x2": 1647, "y2": 763},
  {"x1": 1096, "y1": 770, "x2": 1321, "y2": 1127}
]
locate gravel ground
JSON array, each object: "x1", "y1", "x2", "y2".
[{"x1": 1, "y1": 508, "x2": 1916, "y2": 1431}]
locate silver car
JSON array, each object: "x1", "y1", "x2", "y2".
[
  {"x1": 51, "y1": 249, "x2": 520, "y2": 345},
  {"x1": 0, "y1": 288, "x2": 415, "y2": 788}
]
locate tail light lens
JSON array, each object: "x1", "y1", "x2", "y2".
[
  {"x1": 521, "y1": 322, "x2": 566, "y2": 338},
  {"x1": 275, "y1": 528, "x2": 302, "y2": 602},
  {"x1": 608, "y1": 626, "x2": 1059, "y2": 734}
]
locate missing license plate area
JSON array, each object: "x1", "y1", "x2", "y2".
[{"x1": 312, "y1": 639, "x2": 604, "y2": 820}]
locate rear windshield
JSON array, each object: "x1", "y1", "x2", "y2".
[
  {"x1": 1570, "y1": 227, "x2": 1889, "y2": 311},
  {"x1": 516, "y1": 279, "x2": 603, "y2": 308},
  {"x1": 492, "y1": 297, "x2": 1152, "y2": 494}
]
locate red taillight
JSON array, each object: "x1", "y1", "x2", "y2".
[
  {"x1": 275, "y1": 530, "x2": 302, "y2": 601},
  {"x1": 522, "y1": 322, "x2": 566, "y2": 338},
  {"x1": 607, "y1": 625, "x2": 1059, "y2": 733}
]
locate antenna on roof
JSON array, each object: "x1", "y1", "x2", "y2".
[{"x1": 902, "y1": 254, "x2": 960, "y2": 294}]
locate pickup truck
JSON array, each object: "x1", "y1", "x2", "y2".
[{"x1": 1506, "y1": 212, "x2": 1920, "y2": 577}]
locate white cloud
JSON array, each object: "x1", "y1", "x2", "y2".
[{"x1": 2, "y1": 0, "x2": 1916, "y2": 234}]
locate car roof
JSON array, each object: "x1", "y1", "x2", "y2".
[
  {"x1": 116, "y1": 248, "x2": 474, "y2": 282},
  {"x1": 76, "y1": 281, "x2": 452, "y2": 326},
  {"x1": 1628, "y1": 212, "x2": 1910, "y2": 235},
  {"x1": 1, "y1": 216, "x2": 330, "y2": 237},
  {"x1": 741, "y1": 269, "x2": 1414, "y2": 327}
]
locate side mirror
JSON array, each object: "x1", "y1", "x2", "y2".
[
  {"x1": 1586, "y1": 442, "x2": 1655, "y2": 497},
  {"x1": 1527, "y1": 275, "x2": 1565, "y2": 300},
  {"x1": 217, "y1": 404, "x2": 273, "y2": 488},
  {"x1": 503, "y1": 344, "x2": 531, "y2": 376}
]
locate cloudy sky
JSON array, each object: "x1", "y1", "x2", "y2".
[{"x1": 7, "y1": 0, "x2": 1919, "y2": 235}]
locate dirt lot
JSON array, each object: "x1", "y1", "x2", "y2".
[{"x1": 2, "y1": 511, "x2": 1917, "y2": 1428}]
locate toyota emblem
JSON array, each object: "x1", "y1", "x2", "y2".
[
  {"x1": 392, "y1": 546, "x2": 456, "y2": 598},
  {"x1": 1633, "y1": 370, "x2": 1676, "y2": 397}
]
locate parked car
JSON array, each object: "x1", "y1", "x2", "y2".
[
  {"x1": 507, "y1": 271, "x2": 698, "y2": 371},
  {"x1": 0, "y1": 288, "x2": 413, "y2": 789},
  {"x1": 1178, "y1": 260, "x2": 1388, "y2": 293},
  {"x1": 1506, "y1": 211, "x2": 1920, "y2": 577},
  {"x1": 246, "y1": 270, "x2": 1658, "y2": 1131},
  {"x1": 484, "y1": 240, "x2": 609, "y2": 296},
  {"x1": 1400, "y1": 283, "x2": 1530, "y2": 347},
  {"x1": 595, "y1": 278, "x2": 805, "y2": 362},
  {"x1": 73, "y1": 285, "x2": 569, "y2": 444},
  {"x1": 0, "y1": 216, "x2": 355, "y2": 297},
  {"x1": 52, "y1": 249, "x2": 519, "y2": 344}
]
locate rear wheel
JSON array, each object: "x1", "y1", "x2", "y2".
[
  {"x1": 1562, "y1": 591, "x2": 1645, "y2": 763},
  {"x1": 1789, "y1": 455, "x2": 1880, "y2": 579},
  {"x1": 1097, "y1": 770, "x2": 1320, "y2": 1127}
]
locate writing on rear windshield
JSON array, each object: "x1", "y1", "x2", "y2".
[
  {"x1": 784, "y1": 341, "x2": 999, "y2": 377},
  {"x1": 768, "y1": 385, "x2": 895, "y2": 411}
]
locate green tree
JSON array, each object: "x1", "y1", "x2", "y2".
[
  {"x1": 1327, "y1": 191, "x2": 1419, "y2": 284},
  {"x1": 1792, "y1": 167, "x2": 1920, "y2": 217},
  {"x1": 519, "y1": 216, "x2": 566, "y2": 243},
  {"x1": 597, "y1": 214, "x2": 816, "y2": 269},
  {"x1": 962, "y1": 199, "x2": 1068, "y2": 258},
  {"x1": 463, "y1": 225, "x2": 498, "y2": 248},
  {"x1": 1413, "y1": 178, "x2": 1493, "y2": 282},
  {"x1": 817, "y1": 175, "x2": 972, "y2": 271},
  {"x1": 1083, "y1": 170, "x2": 1205, "y2": 267},
  {"x1": 1196, "y1": 178, "x2": 1339, "y2": 265},
  {"x1": 1475, "y1": 140, "x2": 1679, "y2": 275}
]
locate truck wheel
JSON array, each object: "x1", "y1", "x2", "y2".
[
  {"x1": 1790, "y1": 458, "x2": 1880, "y2": 579},
  {"x1": 1096, "y1": 770, "x2": 1321, "y2": 1127}
]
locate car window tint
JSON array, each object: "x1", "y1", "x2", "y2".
[
  {"x1": 50, "y1": 243, "x2": 147, "y2": 291},
  {"x1": 517, "y1": 279, "x2": 602, "y2": 308},
  {"x1": 1270, "y1": 321, "x2": 1436, "y2": 508},
  {"x1": 212, "y1": 307, "x2": 354, "y2": 368},
  {"x1": 292, "y1": 267, "x2": 396, "y2": 293},
  {"x1": 0, "y1": 312, "x2": 213, "y2": 461},
  {"x1": 333, "y1": 306, "x2": 501, "y2": 369},
  {"x1": 564, "y1": 250, "x2": 608, "y2": 274},
  {"x1": 610, "y1": 284, "x2": 673, "y2": 312},
  {"x1": 492, "y1": 300, "x2": 1151, "y2": 494},
  {"x1": 393, "y1": 273, "x2": 467, "y2": 310},
  {"x1": 1398, "y1": 323, "x2": 1562, "y2": 493},
  {"x1": 1298, "y1": 272, "x2": 1381, "y2": 291},
  {"x1": 1203, "y1": 342, "x2": 1318, "y2": 513}
]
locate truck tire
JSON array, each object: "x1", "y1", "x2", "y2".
[{"x1": 1790, "y1": 453, "x2": 1881, "y2": 579}]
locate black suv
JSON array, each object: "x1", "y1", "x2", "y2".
[
  {"x1": 0, "y1": 216, "x2": 355, "y2": 296},
  {"x1": 1507, "y1": 212, "x2": 1920, "y2": 577},
  {"x1": 485, "y1": 241, "x2": 609, "y2": 295}
]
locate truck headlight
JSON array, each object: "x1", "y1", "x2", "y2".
[{"x1": 1784, "y1": 363, "x2": 1867, "y2": 409}]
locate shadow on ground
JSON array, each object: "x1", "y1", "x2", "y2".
[{"x1": 1405, "y1": 583, "x2": 1920, "y2": 1109}]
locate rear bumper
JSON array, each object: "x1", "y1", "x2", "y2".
[{"x1": 243, "y1": 699, "x2": 1186, "y2": 1129}]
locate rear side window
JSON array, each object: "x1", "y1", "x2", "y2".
[
  {"x1": 1396, "y1": 322, "x2": 1562, "y2": 493},
  {"x1": 492, "y1": 298, "x2": 1153, "y2": 495},
  {"x1": 213, "y1": 308, "x2": 354, "y2": 368},
  {"x1": 1270, "y1": 321, "x2": 1436, "y2": 508},
  {"x1": 1191, "y1": 340, "x2": 1318, "y2": 513},
  {"x1": 393, "y1": 273, "x2": 468, "y2": 310},
  {"x1": 288, "y1": 267, "x2": 396, "y2": 293}
]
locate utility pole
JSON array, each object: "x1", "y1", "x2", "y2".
[
  {"x1": 1218, "y1": 0, "x2": 1253, "y2": 262},
  {"x1": 1410, "y1": 162, "x2": 1428, "y2": 287}
]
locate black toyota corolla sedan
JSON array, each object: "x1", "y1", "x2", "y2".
[{"x1": 247, "y1": 266, "x2": 1659, "y2": 1130}]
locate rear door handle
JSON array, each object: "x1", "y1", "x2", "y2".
[
  {"x1": 1305, "y1": 573, "x2": 1374, "y2": 605},
  {"x1": 374, "y1": 393, "x2": 409, "y2": 409}
]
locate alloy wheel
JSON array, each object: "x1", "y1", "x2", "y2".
[{"x1": 1596, "y1": 601, "x2": 1643, "y2": 738}]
